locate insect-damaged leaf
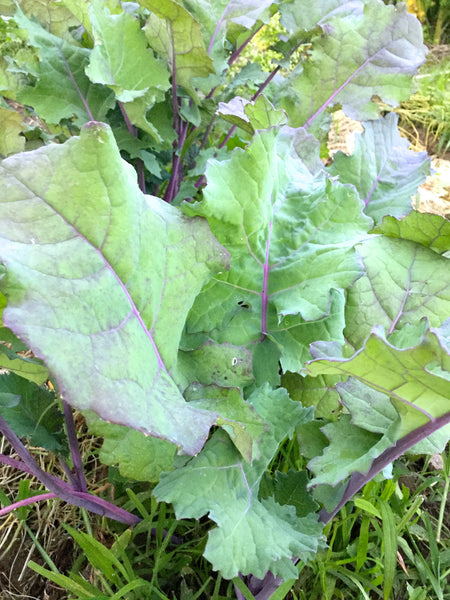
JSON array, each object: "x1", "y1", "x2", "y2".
[{"x1": 183, "y1": 128, "x2": 371, "y2": 371}]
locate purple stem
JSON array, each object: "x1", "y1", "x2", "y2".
[
  {"x1": 218, "y1": 125, "x2": 237, "y2": 150},
  {"x1": 0, "y1": 416, "x2": 140, "y2": 525},
  {"x1": 118, "y1": 101, "x2": 137, "y2": 137},
  {"x1": 118, "y1": 102, "x2": 146, "y2": 194},
  {"x1": 260, "y1": 222, "x2": 273, "y2": 341},
  {"x1": 218, "y1": 65, "x2": 282, "y2": 150},
  {"x1": 59, "y1": 457, "x2": 80, "y2": 489},
  {"x1": 63, "y1": 401, "x2": 88, "y2": 493},
  {"x1": 319, "y1": 410, "x2": 450, "y2": 524},
  {"x1": 0, "y1": 453, "x2": 35, "y2": 475},
  {"x1": 136, "y1": 158, "x2": 146, "y2": 193},
  {"x1": 246, "y1": 411, "x2": 450, "y2": 600},
  {"x1": 164, "y1": 119, "x2": 189, "y2": 203},
  {"x1": 163, "y1": 31, "x2": 188, "y2": 203},
  {"x1": 199, "y1": 115, "x2": 217, "y2": 151},
  {"x1": 251, "y1": 66, "x2": 281, "y2": 101},
  {"x1": 0, "y1": 493, "x2": 57, "y2": 518},
  {"x1": 228, "y1": 23, "x2": 265, "y2": 66},
  {"x1": 202, "y1": 23, "x2": 265, "y2": 114}
]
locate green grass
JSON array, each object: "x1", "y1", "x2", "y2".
[{"x1": 2, "y1": 428, "x2": 449, "y2": 599}]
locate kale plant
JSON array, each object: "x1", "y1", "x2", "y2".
[{"x1": 0, "y1": 0, "x2": 449, "y2": 596}]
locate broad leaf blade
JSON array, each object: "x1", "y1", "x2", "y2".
[
  {"x1": 86, "y1": 1, "x2": 170, "y2": 103},
  {"x1": 183, "y1": 128, "x2": 371, "y2": 371},
  {"x1": 306, "y1": 323, "x2": 450, "y2": 440},
  {"x1": 345, "y1": 236, "x2": 450, "y2": 349},
  {"x1": 14, "y1": 8, "x2": 114, "y2": 125},
  {"x1": 329, "y1": 114, "x2": 430, "y2": 224},
  {"x1": 15, "y1": 0, "x2": 80, "y2": 38},
  {"x1": 0, "y1": 373, "x2": 66, "y2": 452},
  {"x1": 280, "y1": 0, "x2": 371, "y2": 33},
  {"x1": 0, "y1": 122, "x2": 228, "y2": 455},
  {"x1": 85, "y1": 411, "x2": 176, "y2": 483},
  {"x1": 181, "y1": 0, "x2": 273, "y2": 36},
  {"x1": 280, "y1": 2, "x2": 427, "y2": 127},
  {"x1": 154, "y1": 385, "x2": 324, "y2": 579},
  {"x1": 372, "y1": 211, "x2": 450, "y2": 256},
  {"x1": 142, "y1": 0, "x2": 214, "y2": 98},
  {"x1": 176, "y1": 341, "x2": 254, "y2": 389},
  {"x1": 307, "y1": 375, "x2": 450, "y2": 487}
]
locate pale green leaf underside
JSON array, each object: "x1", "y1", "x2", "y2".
[
  {"x1": 306, "y1": 324, "x2": 450, "y2": 440},
  {"x1": 281, "y1": 2, "x2": 427, "y2": 127},
  {"x1": 154, "y1": 385, "x2": 323, "y2": 579},
  {"x1": 0, "y1": 122, "x2": 229, "y2": 454},
  {"x1": 329, "y1": 113, "x2": 430, "y2": 224}
]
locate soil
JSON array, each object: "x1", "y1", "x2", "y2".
[{"x1": 0, "y1": 532, "x2": 74, "y2": 600}]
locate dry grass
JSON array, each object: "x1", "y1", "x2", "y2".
[{"x1": 0, "y1": 417, "x2": 107, "y2": 600}]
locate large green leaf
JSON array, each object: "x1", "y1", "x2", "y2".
[
  {"x1": 141, "y1": 0, "x2": 214, "y2": 98},
  {"x1": 308, "y1": 375, "x2": 450, "y2": 487},
  {"x1": 280, "y1": 2, "x2": 426, "y2": 128},
  {"x1": 14, "y1": 0, "x2": 81, "y2": 38},
  {"x1": 306, "y1": 322, "x2": 450, "y2": 440},
  {"x1": 0, "y1": 122, "x2": 229, "y2": 455},
  {"x1": 183, "y1": 128, "x2": 371, "y2": 371},
  {"x1": 14, "y1": 8, "x2": 115, "y2": 125},
  {"x1": 372, "y1": 211, "x2": 450, "y2": 256},
  {"x1": 86, "y1": 1, "x2": 170, "y2": 103},
  {"x1": 329, "y1": 113, "x2": 430, "y2": 224},
  {"x1": 279, "y1": 0, "x2": 372, "y2": 33},
  {"x1": 345, "y1": 236, "x2": 450, "y2": 350},
  {"x1": 181, "y1": 0, "x2": 273, "y2": 37},
  {"x1": 154, "y1": 385, "x2": 324, "y2": 579},
  {"x1": 85, "y1": 411, "x2": 176, "y2": 483}
]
